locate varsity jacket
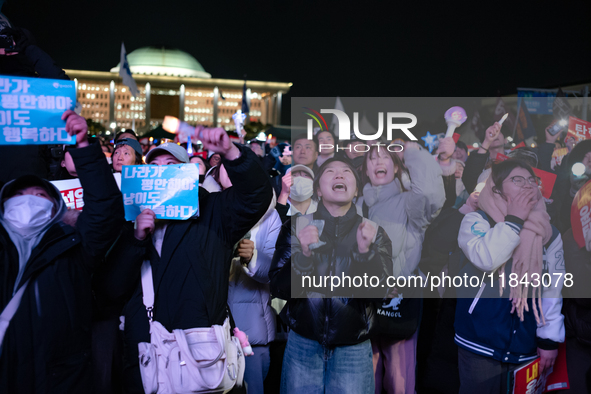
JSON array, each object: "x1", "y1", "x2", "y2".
[{"x1": 454, "y1": 210, "x2": 565, "y2": 364}]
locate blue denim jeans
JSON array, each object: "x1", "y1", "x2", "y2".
[{"x1": 280, "y1": 330, "x2": 375, "y2": 394}]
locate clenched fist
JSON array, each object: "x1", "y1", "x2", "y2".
[
  {"x1": 134, "y1": 209, "x2": 156, "y2": 241},
  {"x1": 298, "y1": 224, "x2": 319, "y2": 257},
  {"x1": 357, "y1": 220, "x2": 377, "y2": 254},
  {"x1": 237, "y1": 239, "x2": 255, "y2": 263}
]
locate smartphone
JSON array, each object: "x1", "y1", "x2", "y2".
[{"x1": 548, "y1": 123, "x2": 564, "y2": 136}]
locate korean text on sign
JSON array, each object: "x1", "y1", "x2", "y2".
[
  {"x1": 567, "y1": 116, "x2": 591, "y2": 143},
  {"x1": 0, "y1": 75, "x2": 76, "y2": 145},
  {"x1": 50, "y1": 178, "x2": 85, "y2": 211},
  {"x1": 121, "y1": 164, "x2": 200, "y2": 221}
]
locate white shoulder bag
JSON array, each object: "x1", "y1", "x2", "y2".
[{"x1": 137, "y1": 261, "x2": 245, "y2": 394}]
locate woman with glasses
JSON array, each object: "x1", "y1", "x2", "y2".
[{"x1": 454, "y1": 159, "x2": 565, "y2": 394}]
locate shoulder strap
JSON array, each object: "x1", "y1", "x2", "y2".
[
  {"x1": 0, "y1": 279, "x2": 31, "y2": 348},
  {"x1": 140, "y1": 260, "x2": 154, "y2": 321},
  {"x1": 362, "y1": 201, "x2": 369, "y2": 218}
]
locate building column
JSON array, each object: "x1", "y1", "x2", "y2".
[
  {"x1": 145, "y1": 82, "x2": 151, "y2": 127},
  {"x1": 109, "y1": 80, "x2": 115, "y2": 126},
  {"x1": 276, "y1": 92, "x2": 282, "y2": 125},
  {"x1": 213, "y1": 86, "x2": 219, "y2": 127},
  {"x1": 179, "y1": 84, "x2": 185, "y2": 121}
]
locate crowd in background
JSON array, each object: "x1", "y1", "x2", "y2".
[{"x1": 0, "y1": 17, "x2": 590, "y2": 394}]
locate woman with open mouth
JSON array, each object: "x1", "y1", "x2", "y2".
[
  {"x1": 358, "y1": 141, "x2": 445, "y2": 394},
  {"x1": 272, "y1": 157, "x2": 393, "y2": 394}
]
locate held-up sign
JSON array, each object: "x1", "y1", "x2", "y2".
[
  {"x1": 51, "y1": 178, "x2": 84, "y2": 210},
  {"x1": 567, "y1": 116, "x2": 591, "y2": 143},
  {"x1": 121, "y1": 164, "x2": 200, "y2": 221},
  {"x1": 571, "y1": 179, "x2": 591, "y2": 249},
  {"x1": 0, "y1": 75, "x2": 76, "y2": 145},
  {"x1": 532, "y1": 168, "x2": 557, "y2": 200},
  {"x1": 511, "y1": 342, "x2": 569, "y2": 393},
  {"x1": 51, "y1": 174, "x2": 121, "y2": 211}
]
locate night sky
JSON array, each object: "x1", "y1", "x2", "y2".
[{"x1": 3, "y1": 0, "x2": 591, "y2": 123}]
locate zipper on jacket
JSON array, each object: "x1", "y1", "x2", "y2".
[{"x1": 323, "y1": 217, "x2": 339, "y2": 346}]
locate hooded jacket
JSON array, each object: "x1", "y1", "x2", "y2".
[
  {"x1": 0, "y1": 143, "x2": 124, "y2": 393},
  {"x1": 270, "y1": 202, "x2": 392, "y2": 346}
]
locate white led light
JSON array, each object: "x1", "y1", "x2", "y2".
[{"x1": 573, "y1": 163, "x2": 586, "y2": 176}]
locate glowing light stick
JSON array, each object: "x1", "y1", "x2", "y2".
[
  {"x1": 498, "y1": 113, "x2": 508, "y2": 125},
  {"x1": 444, "y1": 106, "x2": 467, "y2": 138},
  {"x1": 232, "y1": 110, "x2": 247, "y2": 144},
  {"x1": 163, "y1": 116, "x2": 203, "y2": 143}
]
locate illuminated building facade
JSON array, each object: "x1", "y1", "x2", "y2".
[{"x1": 65, "y1": 47, "x2": 291, "y2": 133}]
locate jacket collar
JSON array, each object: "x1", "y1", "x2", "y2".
[{"x1": 315, "y1": 201, "x2": 358, "y2": 238}]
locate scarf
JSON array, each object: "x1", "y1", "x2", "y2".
[{"x1": 478, "y1": 176, "x2": 552, "y2": 323}]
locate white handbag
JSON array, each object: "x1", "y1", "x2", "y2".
[{"x1": 138, "y1": 261, "x2": 245, "y2": 394}]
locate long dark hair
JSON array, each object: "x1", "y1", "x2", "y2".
[
  {"x1": 491, "y1": 159, "x2": 536, "y2": 199},
  {"x1": 361, "y1": 145, "x2": 409, "y2": 191}
]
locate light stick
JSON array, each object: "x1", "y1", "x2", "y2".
[{"x1": 444, "y1": 106, "x2": 467, "y2": 138}]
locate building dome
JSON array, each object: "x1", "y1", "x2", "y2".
[{"x1": 110, "y1": 47, "x2": 211, "y2": 78}]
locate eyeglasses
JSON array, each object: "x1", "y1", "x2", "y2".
[{"x1": 504, "y1": 176, "x2": 541, "y2": 187}]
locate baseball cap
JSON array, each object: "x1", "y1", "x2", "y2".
[
  {"x1": 115, "y1": 138, "x2": 142, "y2": 157},
  {"x1": 290, "y1": 164, "x2": 314, "y2": 179},
  {"x1": 145, "y1": 142, "x2": 190, "y2": 164}
]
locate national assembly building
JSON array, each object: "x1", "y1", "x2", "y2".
[{"x1": 64, "y1": 46, "x2": 292, "y2": 134}]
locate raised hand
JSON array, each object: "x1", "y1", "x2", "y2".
[
  {"x1": 237, "y1": 239, "x2": 255, "y2": 263},
  {"x1": 62, "y1": 110, "x2": 89, "y2": 147},
  {"x1": 134, "y1": 209, "x2": 156, "y2": 241},
  {"x1": 357, "y1": 220, "x2": 377, "y2": 254},
  {"x1": 298, "y1": 224, "x2": 319, "y2": 257},
  {"x1": 200, "y1": 127, "x2": 241, "y2": 160},
  {"x1": 507, "y1": 188, "x2": 538, "y2": 221}
]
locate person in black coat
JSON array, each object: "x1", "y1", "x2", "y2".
[
  {"x1": 95, "y1": 129, "x2": 273, "y2": 393},
  {"x1": 269, "y1": 157, "x2": 392, "y2": 394},
  {"x1": 0, "y1": 111, "x2": 124, "y2": 393}
]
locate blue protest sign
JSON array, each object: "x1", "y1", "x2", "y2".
[
  {"x1": 0, "y1": 75, "x2": 76, "y2": 145},
  {"x1": 121, "y1": 163, "x2": 200, "y2": 221},
  {"x1": 517, "y1": 90, "x2": 567, "y2": 115}
]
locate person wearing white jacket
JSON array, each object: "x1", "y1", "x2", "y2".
[
  {"x1": 227, "y1": 194, "x2": 282, "y2": 394},
  {"x1": 455, "y1": 159, "x2": 565, "y2": 394}
]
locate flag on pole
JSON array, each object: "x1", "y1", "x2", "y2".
[
  {"x1": 241, "y1": 80, "x2": 249, "y2": 114},
  {"x1": 119, "y1": 42, "x2": 138, "y2": 97},
  {"x1": 513, "y1": 97, "x2": 537, "y2": 142}
]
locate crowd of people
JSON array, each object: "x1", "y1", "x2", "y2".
[{"x1": 0, "y1": 17, "x2": 590, "y2": 394}]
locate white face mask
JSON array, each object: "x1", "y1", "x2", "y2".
[
  {"x1": 3, "y1": 195, "x2": 54, "y2": 231},
  {"x1": 290, "y1": 177, "x2": 314, "y2": 202}
]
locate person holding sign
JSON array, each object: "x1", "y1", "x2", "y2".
[
  {"x1": 96, "y1": 127, "x2": 273, "y2": 393},
  {"x1": 0, "y1": 110, "x2": 124, "y2": 393}
]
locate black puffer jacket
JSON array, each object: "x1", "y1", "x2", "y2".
[
  {"x1": 269, "y1": 202, "x2": 392, "y2": 346},
  {"x1": 0, "y1": 143, "x2": 124, "y2": 393}
]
